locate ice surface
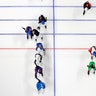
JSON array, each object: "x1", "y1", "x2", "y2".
[{"x1": 0, "y1": 0, "x2": 96, "y2": 96}]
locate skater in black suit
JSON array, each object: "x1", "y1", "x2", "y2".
[{"x1": 37, "y1": 15, "x2": 47, "y2": 30}]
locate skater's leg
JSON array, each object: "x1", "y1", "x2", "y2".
[
  {"x1": 31, "y1": 34, "x2": 33, "y2": 39},
  {"x1": 45, "y1": 25, "x2": 47, "y2": 29},
  {"x1": 83, "y1": 9, "x2": 86, "y2": 15},
  {"x1": 41, "y1": 35, "x2": 43, "y2": 40},
  {"x1": 88, "y1": 70, "x2": 90, "y2": 75},
  {"x1": 35, "y1": 39, "x2": 37, "y2": 42},
  {"x1": 35, "y1": 71, "x2": 40, "y2": 81},
  {"x1": 92, "y1": 64, "x2": 95, "y2": 74},
  {"x1": 91, "y1": 55, "x2": 93, "y2": 60},
  {"x1": 37, "y1": 26, "x2": 40, "y2": 30},
  {"x1": 83, "y1": 7, "x2": 87, "y2": 15},
  {"x1": 27, "y1": 35, "x2": 29, "y2": 39},
  {"x1": 93, "y1": 70, "x2": 95, "y2": 74},
  {"x1": 87, "y1": 65, "x2": 91, "y2": 75},
  {"x1": 34, "y1": 35, "x2": 37, "y2": 42}
]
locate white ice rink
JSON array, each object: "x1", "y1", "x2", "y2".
[{"x1": 0, "y1": 0, "x2": 96, "y2": 96}]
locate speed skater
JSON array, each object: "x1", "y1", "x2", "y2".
[
  {"x1": 34, "y1": 61, "x2": 43, "y2": 81},
  {"x1": 83, "y1": 1, "x2": 91, "y2": 15},
  {"x1": 22, "y1": 26, "x2": 33, "y2": 39},
  {"x1": 36, "y1": 80, "x2": 46, "y2": 93},
  {"x1": 34, "y1": 53, "x2": 43, "y2": 64},
  {"x1": 32, "y1": 29, "x2": 43, "y2": 41},
  {"x1": 88, "y1": 46, "x2": 96, "y2": 59},
  {"x1": 37, "y1": 15, "x2": 47, "y2": 30},
  {"x1": 36, "y1": 42, "x2": 45, "y2": 54},
  {"x1": 87, "y1": 59, "x2": 96, "y2": 75}
]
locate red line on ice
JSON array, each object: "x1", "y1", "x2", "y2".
[{"x1": 0, "y1": 48, "x2": 89, "y2": 50}]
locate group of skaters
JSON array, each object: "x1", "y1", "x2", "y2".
[
  {"x1": 22, "y1": 15, "x2": 47, "y2": 92},
  {"x1": 20, "y1": 0, "x2": 93, "y2": 90},
  {"x1": 34, "y1": 42, "x2": 46, "y2": 93},
  {"x1": 83, "y1": 1, "x2": 96, "y2": 75},
  {"x1": 88, "y1": 46, "x2": 96, "y2": 75},
  {"x1": 22, "y1": 15, "x2": 47, "y2": 41}
]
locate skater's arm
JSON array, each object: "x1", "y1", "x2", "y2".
[
  {"x1": 21, "y1": 27, "x2": 25, "y2": 30},
  {"x1": 35, "y1": 72, "x2": 40, "y2": 81},
  {"x1": 34, "y1": 59, "x2": 37, "y2": 66}
]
